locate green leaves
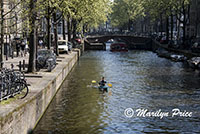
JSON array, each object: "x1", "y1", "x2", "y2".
[
  {"x1": 110, "y1": 0, "x2": 192, "y2": 28},
  {"x1": 110, "y1": 0, "x2": 145, "y2": 28},
  {"x1": 67, "y1": 0, "x2": 111, "y2": 31}
]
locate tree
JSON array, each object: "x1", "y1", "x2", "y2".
[
  {"x1": 0, "y1": 0, "x2": 23, "y2": 67},
  {"x1": 110, "y1": 0, "x2": 145, "y2": 30},
  {"x1": 0, "y1": 0, "x2": 4, "y2": 67},
  {"x1": 110, "y1": 0, "x2": 192, "y2": 43},
  {"x1": 27, "y1": 0, "x2": 37, "y2": 72},
  {"x1": 62, "y1": 0, "x2": 111, "y2": 38},
  {"x1": 174, "y1": 0, "x2": 191, "y2": 45}
]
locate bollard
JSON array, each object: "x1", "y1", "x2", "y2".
[
  {"x1": 23, "y1": 60, "x2": 25, "y2": 70},
  {"x1": 1, "y1": 62, "x2": 3, "y2": 68},
  {"x1": 12, "y1": 50, "x2": 14, "y2": 59},
  {"x1": 19, "y1": 61, "x2": 22, "y2": 72},
  {"x1": 6, "y1": 52, "x2": 8, "y2": 61},
  {"x1": 11, "y1": 64, "x2": 14, "y2": 70}
]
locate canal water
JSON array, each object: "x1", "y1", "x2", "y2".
[{"x1": 34, "y1": 50, "x2": 200, "y2": 134}]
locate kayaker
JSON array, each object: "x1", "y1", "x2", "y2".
[{"x1": 99, "y1": 77, "x2": 107, "y2": 87}]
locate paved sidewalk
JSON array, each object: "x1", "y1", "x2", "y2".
[
  {"x1": 3, "y1": 54, "x2": 29, "y2": 71},
  {"x1": 1, "y1": 51, "x2": 77, "y2": 93}
]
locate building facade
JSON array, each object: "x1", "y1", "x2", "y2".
[{"x1": 188, "y1": 0, "x2": 200, "y2": 37}]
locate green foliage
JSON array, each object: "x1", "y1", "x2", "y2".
[
  {"x1": 110, "y1": 0, "x2": 145, "y2": 27},
  {"x1": 62, "y1": 0, "x2": 112, "y2": 32},
  {"x1": 110, "y1": 0, "x2": 192, "y2": 28},
  {"x1": 34, "y1": 0, "x2": 111, "y2": 32}
]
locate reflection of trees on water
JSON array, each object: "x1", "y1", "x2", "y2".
[
  {"x1": 34, "y1": 51, "x2": 200, "y2": 134},
  {"x1": 34, "y1": 51, "x2": 108, "y2": 134}
]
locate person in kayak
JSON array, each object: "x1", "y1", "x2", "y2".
[
  {"x1": 99, "y1": 77, "x2": 108, "y2": 92},
  {"x1": 99, "y1": 77, "x2": 107, "y2": 87}
]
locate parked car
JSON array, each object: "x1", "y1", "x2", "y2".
[
  {"x1": 37, "y1": 49, "x2": 56, "y2": 72},
  {"x1": 150, "y1": 33, "x2": 158, "y2": 39},
  {"x1": 155, "y1": 35, "x2": 163, "y2": 42},
  {"x1": 191, "y1": 42, "x2": 200, "y2": 53},
  {"x1": 75, "y1": 38, "x2": 82, "y2": 44},
  {"x1": 58, "y1": 40, "x2": 69, "y2": 54},
  {"x1": 187, "y1": 57, "x2": 200, "y2": 69},
  {"x1": 160, "y1": 36, "x2": 168, "y2": 44},
  {"x1": 170, "y1": 54, "x2": 187, "y2": 62},
  {"x1": 168, "y1": 40, "x2": 179, "y2": 49},
  {"x1": 68, "y1": 41, "x2": 73, "y2": 51},
  {"x1": 155, "y1": 48, "x2": 171, "y2": 58},
  {"x1": 72, "y1": 38, "x2": 82, "y2": 49}
]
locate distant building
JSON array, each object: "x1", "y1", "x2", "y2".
[
  {"x1": 133, "y1": 16, "x2": 152, "y2": 35},
  {"x1": 188, "y1": 0, "x2": 200, "y2": 37},
  {"x1": 3, "y1": 0, "x2": 23, "y2": 41}
]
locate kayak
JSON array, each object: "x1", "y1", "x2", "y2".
[{"x1": 98, "y1": 85, "x2": 108, "y2": 92}]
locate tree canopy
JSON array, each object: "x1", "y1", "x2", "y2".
[
  {"x1": 110, "y1": 0, "x2": 145, "y2": 28},
  {"x1": 110, "y1": 0, "x2": 191, "y2": 28}
]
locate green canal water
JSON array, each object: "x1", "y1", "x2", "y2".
[{"x1": 34, "y1": 51, "x2": 200, "y2": 134}]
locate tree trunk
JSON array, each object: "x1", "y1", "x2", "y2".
[
  {"x1": 71, "y1": 18, "x2": 73, "y2": 38},
  {"x1": 62, "y1": 19, "x2": 66, "y2": 40},
  {"x1": 182, "y1": 7, "x2": 186, "y2": 46},
  {"x1": 195, "y1": 21, "x2": 198, "y2": 37},
  {"x1": 182, "y1": 23, "x2": 186, "y2": 45},
  {"x1": 28, "y1": 0, "x2": 37, "y2": 73},
  {"x1": 177, "y1": 19, "x2": 180, "y2": 39},
  {"x1": 128, "y1": 19, "x2": 131, "y2": 31},
  {"x1": 46, "y1": 5, "x2": 51, "y2": 49},
  {"x1": 53, "y1": 12, "x2": 59, "y2": 56},
  {"x1": 171, "y1": 13, "x2": 174, "y2": 40},
  {"x1": 36, "y1": 25, "x2": 38, "y2": 56},
  {"x1": 82, "y1": 25, "x2": 85, "y2": 36},
  {"x1": 67, "y1": 16, "x2": 71, "y2": 41},
  {"x1": 166, "y1": 16, "x2": 169, "y2": 43},
  {"x1": 15, "y1": 12, "x2": 18, "y2": 36},
  {"x1": 72, "y1": 19, "x2": 77, "y2": 39},
  {"x1": 160, "y1": 13, "x2": 163, "y2": 36},
  {"x1": 0, "y1": 0, "x2": 4, "y2": 67}
]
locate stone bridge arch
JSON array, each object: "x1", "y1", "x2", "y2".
[{"x1": 85, "y1": 35, "x2": 152, "y2": 50}]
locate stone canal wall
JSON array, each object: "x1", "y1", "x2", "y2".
[
  {"x1": 152, "y1": 40, "x2": 200, "y2": 57},
  {"x1": 84, "y1": 40, "x2": 106, "y2": 50},
  {"x1": 0, "y1": 50, "x2": 81, "y2": 134}
]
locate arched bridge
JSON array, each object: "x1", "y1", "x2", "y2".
[{"x1": 85, "y1": 35, "x2": 152, "y2": 50}]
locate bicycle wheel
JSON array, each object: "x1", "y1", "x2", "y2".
[{"x1": 15, "y1": 82, "x2": 29, "y2": 99}]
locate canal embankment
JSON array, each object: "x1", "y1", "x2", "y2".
[
  {"x1": 152, "y1": 39, "x2": 200, "y2": 58},
  {"x1": 0, "y1": 49, "x2": 81, "y2": 134}
]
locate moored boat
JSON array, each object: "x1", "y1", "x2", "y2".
[
  {"x1": 187, "y1": 57, "x2": 200, "y2": 69},
  {"x1": 170, "y1": 54, "x2": 187, "y2": 62},
  {"x1": 110, "y1": 42, "x2": 128, "y2": 52},
  {"x1": 98, "y1": 85, "x2": 108, "y2": 92}
]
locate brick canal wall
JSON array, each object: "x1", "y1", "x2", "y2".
[{"x1": 0, "y1": 50, "x2": 81, "y2": 134}]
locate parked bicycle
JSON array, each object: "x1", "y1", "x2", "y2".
[{"x1": 0, "y1": 68, "x2": 29, "y2": 101}]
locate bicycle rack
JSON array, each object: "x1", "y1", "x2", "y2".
[{"x1": 0, "y1": 68, "x2": 29, "y2": 101}]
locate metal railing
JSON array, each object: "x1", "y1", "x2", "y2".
[{"x1": 0, "y1": 68, "x2": 29, "y2": 101}]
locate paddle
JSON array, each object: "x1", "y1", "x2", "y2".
[
  {"x1": 107, "y1": 83, "x2": 112, "y2": 88},
  {"x1": 91, "y1": 80, "x2": 112, "y2": 87},
  {"x1": 91, "y1": 80, "x2": 112, "y2": 96},
  {"x1": 92, "y1": 80, "x2": 97, "y2": 84}
]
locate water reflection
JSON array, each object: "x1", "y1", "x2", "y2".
[{"x1": 34, "y1": 51, "x2": 200, "y2": 134}]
